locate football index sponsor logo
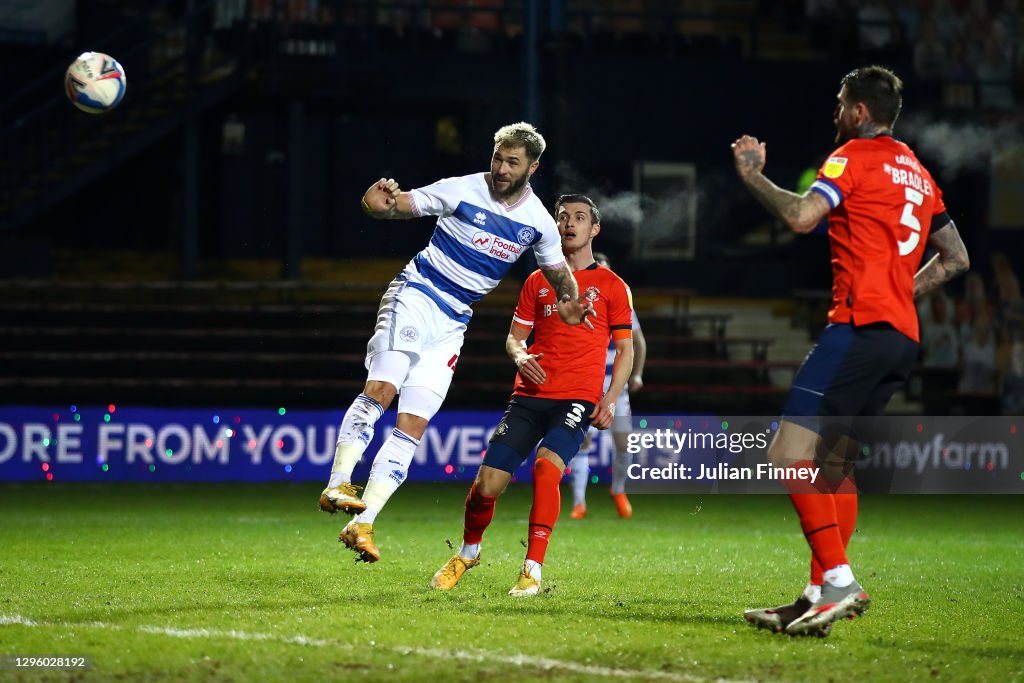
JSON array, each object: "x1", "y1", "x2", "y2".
[
  {"x1": 472, "y1": 231, "x2": 493, "y2": 250},
  {"x1": 471, "y1": 231, "x2": 525, "y2": 262},
  {"x1": 516, "y1": 226, "x2": 536, "y2": 245}
]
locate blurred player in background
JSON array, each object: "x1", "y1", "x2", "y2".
[
  {"x1": 431, "y1": 194, "x2": 634, "y2": 595},
  {"x1": 569, "y1": 252, "x2": 646, "y2": 519},
  {"x1": 319, "y1": 123, "x2": 594, "y2": 563},
  {"x1": 732, "y1": 65, "x2": 969, "y2": 636}
]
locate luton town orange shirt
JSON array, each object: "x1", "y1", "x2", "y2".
[
  {"x1": 809, "y1": 135, "x2": 950, "y2": 343},
  {"x1": 510, "y1": 263, "x2": 633, "y2": 403}
]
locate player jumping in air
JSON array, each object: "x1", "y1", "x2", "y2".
[
  {"x1": 431, "y1": 194, "x2": 634, "y2": 595},
  {"x1": 319, "y1": 123, "x2": 594, "y2": 563},
  {"x1": 568, "y1": 252, "x2": 647, "y2": 520},
  {"x1": 732, "y1": 65, "x2": 969, "y2": 635}
]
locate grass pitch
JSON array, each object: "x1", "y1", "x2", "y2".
[{"x1": 0, "y1": 482, "x2": 1021, "y2": 682}]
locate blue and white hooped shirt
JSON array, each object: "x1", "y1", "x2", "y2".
[{"x1": 402, "y1": 173, "x2": 564, "y2": 323}]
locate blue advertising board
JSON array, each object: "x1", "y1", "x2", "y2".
[{"x1": 0, "y1": 406, "x2": 615, "y2": 483}]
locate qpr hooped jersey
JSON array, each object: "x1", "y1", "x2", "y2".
[
  {"x1": 511, "y1": 263, "x2": 634, "y2": 404},
  {"x1": 809, "y1": 135, "x2": 950, "y2": 343},
  {"x1": 404, "y1": 173, "x2": 564, "y2": 324}
]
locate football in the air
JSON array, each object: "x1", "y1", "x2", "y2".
[{"x1": 64, "y1": 51, "x2": 126, "y2": 114}]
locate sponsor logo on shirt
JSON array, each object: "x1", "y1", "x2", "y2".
[
  {"x1": 471, "y1": 230, "x2": 525, "y2": 261},
  {"x1": 472, "y1": 231, "x2": 493, "y2": 250},
  {"x1": 823, "y1": 156, "x2": 848, "y2": 178},
  {"x1": 538, "y1": 288, "x2": 550, "y2": 298},
  {"x1": 473, "y1": 212, "x2": 487, "y2": 226}
]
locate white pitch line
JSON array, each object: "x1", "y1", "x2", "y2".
[{"x1": 0, "y1": 613, "x2": 754, "y2": 683}]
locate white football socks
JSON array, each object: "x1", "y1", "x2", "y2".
[
  {"x1": 569, "y1": 453, "x2": 589, "y2": 507},
  {"x1": 611, "y1": 446, "x2": 631, "y2": 495},
  {"x1": 802, "y1": 583, "x2": 822, "y2": 603},
  {"x1": 355, "y1": 427, "x2": 420, "y2": 524},
  {"x1": 327, "y1": 393, "x2": 384, "y2": 488},
  {"x1": 459, "y1": 542, "x2": 480, "y2": 560},
  {"x1": 824, "y1": 564, "x2": 855, "y2": 588},
  {"x1": 523, "y1": 559, "x2": 542, "y2": 581}
]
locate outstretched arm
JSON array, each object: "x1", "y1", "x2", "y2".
[
  {"x1": 540, "y1": 262, "x2": 595, "y2": 329},
  {"x1": 914, "y1": 222, "x2": 970, "y2": 299},
  {"x1": 361, "y1": 177, "x2": 416, "y2": 219},
  {"x1": 732, "y1": 135, "x2": 831, "y2": 234}
]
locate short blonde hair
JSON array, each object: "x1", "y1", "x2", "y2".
[{"x1": 493, "y1": 122, "x2": 546, "y2": 161}]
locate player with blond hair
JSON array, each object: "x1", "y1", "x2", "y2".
[{"x1": 319, "y1": 123, "x2": 594, "y2": 563}]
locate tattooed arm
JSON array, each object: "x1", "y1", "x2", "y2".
[
  {"x1": 732, "y1": 135, "x2": 831, "y2": 234},
  {"x1": 540, "y1": 262, "x2": 594, "y2": 328},
  {"x1": 914, "y1": 221, "x2": 970, "y2": 299}
]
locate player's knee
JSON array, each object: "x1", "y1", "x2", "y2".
[
  {"x1": 537, "y1": 431, "x2": 579, "y2": 470},
  {"x1": 395, "y1": 412, "x2": 430, "y2": 440},
  {"x1": 361, "y1": 380, "x2": 398, "y2": 408},
  {"x1": 474, "y1": 465, "x2": 511, "y2": 498},
  {"x1": 536, "y1": 448, "x2": 566, "y2": 473},
  {"x1": 534, "y1": 454, "x2": 564, "y2": 482},
  {"x1": 768, "y1": 420, "x2": 819, "y2": 467}
]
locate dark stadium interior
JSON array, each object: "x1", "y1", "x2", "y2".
[{"x1": 2, "y1": 0, "x2": 1023, "y2": 414}]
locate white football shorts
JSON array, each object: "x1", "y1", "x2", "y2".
[{"x1": 365, "y1": 278, "x2": 466, "y2": 399}]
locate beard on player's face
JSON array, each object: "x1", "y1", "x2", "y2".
[
  {"x1": 491, "y1": 168, "x2": 529, "y2": 199},
  {"x1": 833, "y1": 91, "x2": 862, "y2": 144}
]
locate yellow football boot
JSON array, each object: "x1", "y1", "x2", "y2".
[
  {"x1": 319, "y1": 482, "x2": 367, "y2": 515},
  {"x1": 430, "y1": 554, "x2": 481, "y2": 590},
  {"x1": 508, "y1": 570, "x2": 541, "y2": 597},
  {"x1": 340, "y1": 520, "x2": 380, "y2": 563}
]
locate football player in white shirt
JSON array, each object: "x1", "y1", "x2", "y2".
[{"x1": 319, "y1": 122, "x2": 594, "y2": 562}]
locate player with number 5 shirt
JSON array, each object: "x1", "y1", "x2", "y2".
[{"x1": 732, "y1": 65, "x2": 969, "y2": 637}]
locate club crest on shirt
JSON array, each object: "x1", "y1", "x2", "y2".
[
  {"x1": 823, "y1": 156, "x2": 848, "y2": 178},
  {"x1": 400, "y1": 326, "x2": 419, "y2": 342},
  {"x1": 517, "y1": 226, "x2": 536, "y2": 245},
  {"x1": 583, "y1": 286, "x2": 601, "y2": 303}
]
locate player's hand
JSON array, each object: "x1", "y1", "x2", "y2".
[
  {"x1": 362, "y1": 177, "x2": 401, "y2": 213},
  {"x1": 589, "y1": 400, "x2": 615, "y2": 430},
  {"x1": 556, "y1": 295, "x2": 595, "y2": 330},
  {"x1": 628, "y1": 374, "x2": 643, "y2": 393},
  {"x1": 731, "y1": 135, "x2": 766, "y2": 180},
  {"x1": 516, "y1": 353, "x2": 546, "y2": 384}
]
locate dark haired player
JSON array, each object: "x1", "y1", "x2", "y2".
[
  {"x1": 732, "y1": 65, "x2": 969, "y2": 635},
  {"x1": 431, "y1": 194, "x2": 634, "y2": 595}
]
